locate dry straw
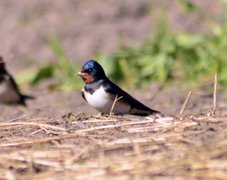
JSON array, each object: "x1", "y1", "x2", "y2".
[
  {"x1": 0, "y1": 112, "x2": 226, "y2": 179},
  {"x1": 0, "y1": 74, "x2": 226, "y2": 179}
]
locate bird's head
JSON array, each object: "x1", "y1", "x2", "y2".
[{"x1": 77, "y1": 59, "x2": 106, "y2": 84}]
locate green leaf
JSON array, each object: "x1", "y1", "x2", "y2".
[
  {"x1": 31, "y1": 64, "x2": 55, "y2": 84},
  {"x1": 176, "y1": 33, "x2": 203, "y2": 48}
]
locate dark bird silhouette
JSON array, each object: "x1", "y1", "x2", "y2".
[{"x1": 0, "y1": 57, "x2": 34, "y2": 106}]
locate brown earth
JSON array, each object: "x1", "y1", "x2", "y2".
[
  {"x1": 0, "y1": 0, "x2": 225, "y2": 72},
  {"x1": 0, "y1": 93, "x2": 226, "y2": 179},
  {"x1": 0, "y1": 82, "x2": 226, "y2": 179},
  {"x1": 0, "y1": 0, "x2": 227, "y2": 179}
]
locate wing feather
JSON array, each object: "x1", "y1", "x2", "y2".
[
  {"x1": 81, "y1": 88, "x2": 87, "y2": 102},
  {"x1": 103, "y1": 79, "x2": 160, "y2": 116}
]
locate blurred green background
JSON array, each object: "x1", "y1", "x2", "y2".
[{"x1": 1, "y1": 0, "x2": 227, "y2": 90}]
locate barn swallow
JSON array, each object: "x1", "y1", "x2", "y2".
[
  {"x1": 77, "y1": 59, "x2": 160, "y2": 116},
  {"x1": 0, "y1": 57, "x2": 34, "y2": 106}
]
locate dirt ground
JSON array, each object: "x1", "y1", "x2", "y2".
[
  {"x1": 0, "y1": 83, "x2": 226, "y2": 179},
  {"x1": 0, "y1": 75, "x2": 226, "y2": 178},
  {"x1": 0, "y1": 0, "x2": 227, "y2": 179},
  {"x1": 0, "y1": 0, "x2": 225, "y2": 72}
]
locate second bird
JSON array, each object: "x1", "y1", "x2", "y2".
[
  {"x1": 77, "y1": 59, "x2": 160, "y2": 116},
  {"x1": 0, "y1": 57, "x2": 33, "y2": 106}
]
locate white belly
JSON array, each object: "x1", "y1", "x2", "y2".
[
  {"x1": 83, "y1": 86, "x2": 130, "y2": 114},
  {"x1": 0, "y1": 80, "x2": 20, "y2": 103}
]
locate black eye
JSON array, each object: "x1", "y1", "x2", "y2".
[{"x1": 87, "y1": 68, "x2": 92, "y2": 73}]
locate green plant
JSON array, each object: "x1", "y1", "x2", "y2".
[
  {"x1": 31, "y1": 35, "x2": 82, "y2": 90},
  {"x1": 30, "y1": 20, "x2": 227, "y2": 90},
  {"x1": 96, "y1": 21, "x2": 227, "y2": 88}
]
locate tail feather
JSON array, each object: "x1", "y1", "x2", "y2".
[
  {"x1": 130, "y1": 108, "x2": 160, "y2": 116},
  {"x1": 19, "y1": 94, "x2": 35, "y2": 106},
  {"x1": 22, "y1": 94, "x2": 35, "y2": 100}
]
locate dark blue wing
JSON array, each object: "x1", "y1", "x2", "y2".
[{"x1": 102, "y1": 78, "x2": 160, "y2": 116}]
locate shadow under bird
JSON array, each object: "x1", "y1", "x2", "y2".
[
  {"x1": 77, "y1": 59, "x2": 160, "y2": 116},
  {"x1": 0, "y1": 57, "x2": 34, "y2": 106}
]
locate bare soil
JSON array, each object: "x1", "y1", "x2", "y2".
[
  {"x1": 0, "y1": 0, "x2": 225, "y2": 72},
  {"x1": 0, "y1": 1, "x2": 227, "y2": 179},
  {"x1": 0, "y1": 84, "x2": 226, "y2": 179}
]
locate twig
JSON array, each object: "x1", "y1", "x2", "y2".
[
  {"x1": 0, "y1": 122, "x2": 65, "y2": 131},
  {"x1": 212, "y1": 72, "x2": 217, "y2": 115},
  {"x1": 77, "y1": 119, "x2": 157, "y2": 133},
  {"x1": 179, "y1": 91, "x2": 192, "y2": 116},
  {"x1": 109, "y1": 95, "x2": 123, "y2": 118},
  {"x1": 78, "y1": 119, "x2": 118, "y2": 123},
  {"x1": 0, "y1": 118, "x2": 162, "y2": 147},
  {"x1": 4, "y1": 156, "x2": 61, "y2": 169},
  {"x1": 8, "y1": 115, "x2": 28, "y2": 122}
]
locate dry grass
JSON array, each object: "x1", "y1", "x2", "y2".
[{"x1": 0, "y1": 112, "x2": 226, "y2": 179}]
